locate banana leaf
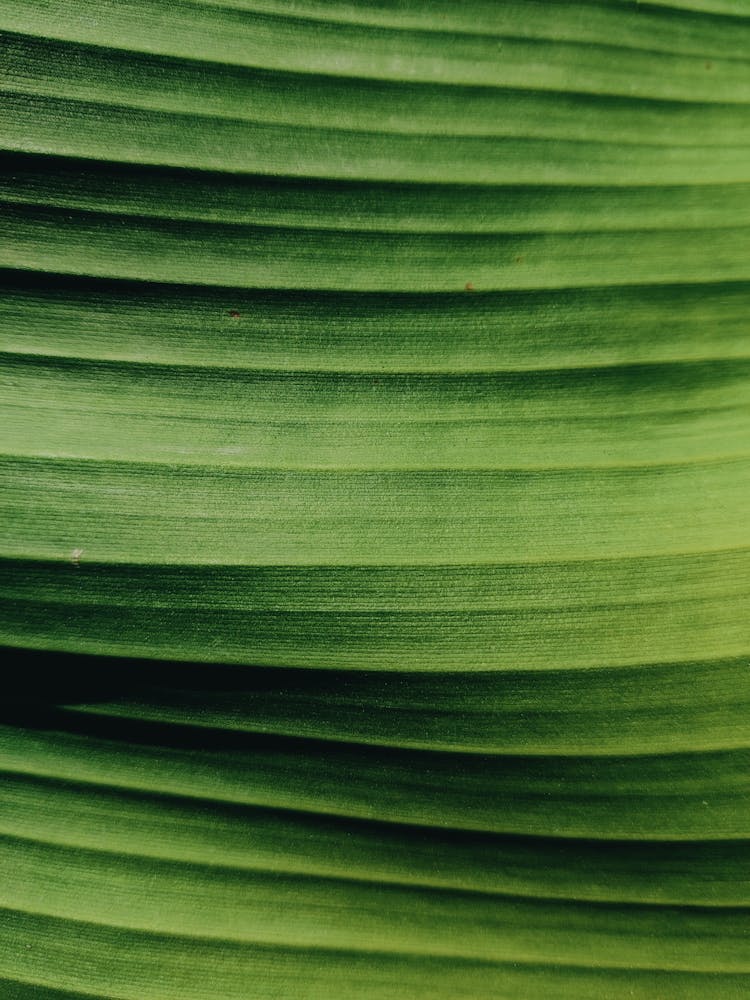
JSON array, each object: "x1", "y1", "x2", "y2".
[{"x1": 0, "y1": 1, "x2": 749, "y2": 997}]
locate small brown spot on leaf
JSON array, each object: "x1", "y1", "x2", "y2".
[
  {"x1": 228, "y1": 309, "x2": 241, "y2": 319},
  {"x1": 464, "y1": 282, "x2": 475, "y2": 291},
  {"x1": 515, "y1": 255, "x2": 525, "y2": 264}
]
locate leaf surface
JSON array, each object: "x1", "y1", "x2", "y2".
[{"x1": 0, "y1": 1, "x2": 749, "y2": 997}]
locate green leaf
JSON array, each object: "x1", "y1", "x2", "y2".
[{"x1": 1, "y1": 2, "x2": 749, "y2": 997}]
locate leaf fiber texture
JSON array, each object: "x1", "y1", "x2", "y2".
[{"x1": 0, "y1": 1, "x2": 749, "y2": 997}]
